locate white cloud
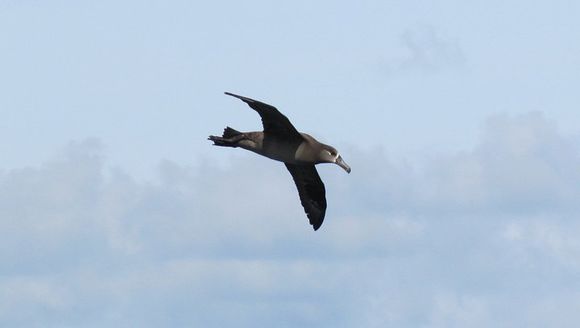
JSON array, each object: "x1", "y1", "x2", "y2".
[
  {"x1": 427, "y1": 293, "x2": 491, "y2": 328},
  {"x1": 383, "y1": 25, "x2": 465, "y2": 76},
  {"x1": 404, "y1": 112, "x2": 580, "y2": 215},
  {"x1": 1, "y1": 112, "x2": 580, "y2": 327},
  {"x1": 500, "y1": 218, "x2": 580, "y2": 268}
]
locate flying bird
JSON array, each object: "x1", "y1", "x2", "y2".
[{"x1": 208, "y1": 92, "x2": 351, "y2": 231}]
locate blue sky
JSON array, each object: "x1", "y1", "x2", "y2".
[{"x1": 1, "y1": 1, "x2": 580, "y2": 327}]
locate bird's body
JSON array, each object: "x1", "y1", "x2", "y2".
[
  {"x1": 209, "y1": 92, "x2": 350, "y2": 231},
  {"x1": 230, "y1": 131, "x2": 331, "y2": 164},
  {"x1": 236, "y1": 131, "x2": 298, "y2": 163}
]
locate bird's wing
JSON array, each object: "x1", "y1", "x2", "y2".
[
  {"x1": 284, "y1": 163, "x2": 327, "y2": 231},
  {"x1": 225, "y1": 92, "x2": 303, "y2": 142}
]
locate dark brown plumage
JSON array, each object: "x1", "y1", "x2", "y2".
[{"x1": 209, "y1": 92, "x2": 350, "y2": 231}]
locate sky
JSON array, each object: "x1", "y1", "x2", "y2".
[{"x1": 1, "y1": 0, "x2": 580, "y2": 327}]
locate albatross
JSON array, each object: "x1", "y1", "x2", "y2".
[{"x1": 208, "y1": 92, "x2": 351, "y2": 231}]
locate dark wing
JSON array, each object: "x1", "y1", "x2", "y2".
[
  {"x1": 285, "y1": 163, "x2": 327, "y2": 231},
  {"x1": 225, "y1": 92, "x2": 303, "y2": 142}
]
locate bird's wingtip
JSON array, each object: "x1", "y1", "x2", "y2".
[
  {"x1": 311, "y1": 221, "x2": 322, "y2": 231},
  {"x1": 224, "y1": 92, "x2": 253, "y2": 103}
]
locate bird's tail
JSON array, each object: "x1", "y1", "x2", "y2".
[
  {"x1": 222, "y1": 126, "x2": 241, "y2": 139},
  {"x1": 208, "y1": 126, "x2": 242, "y2": 147}
]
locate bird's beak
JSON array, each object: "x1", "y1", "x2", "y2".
[{"x1": 335, "y1": 155, "x2": 351, "y2": 173}]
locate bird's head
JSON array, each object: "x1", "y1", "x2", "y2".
[{"x1": 319, "y1": 145, "x2": 351, "y2": 173}]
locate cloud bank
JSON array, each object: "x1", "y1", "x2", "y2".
[{"x1": 1, "y1": 112, "x2": 580, "y2": 327}]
